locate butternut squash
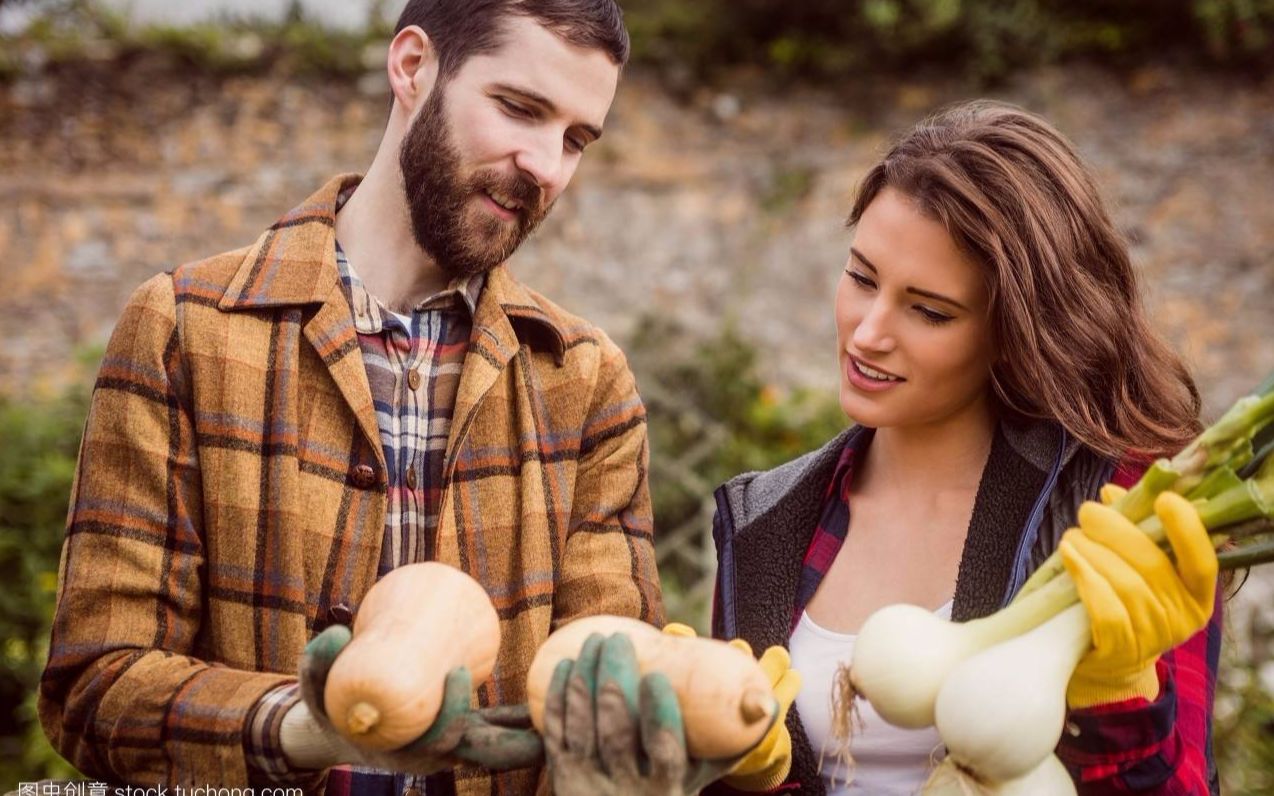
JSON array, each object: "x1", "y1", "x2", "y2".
[
  {"x1": 323, "y1": 562, "x2": 501, "y2": 750},
  {"x1": 526, "y1": 615, "x2": 776, "y2": 759}
]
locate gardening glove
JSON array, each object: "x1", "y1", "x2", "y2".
[
  {"x1": 661, "y1": 623, "x2": 799, "y2": 791},
  {"x1": 1060, "y1": 488, "x2": 1217, "y2": 709},
  {"x1": 721, "y1": 646, "x2": 799, "y2": 791},
  {"x1": 282, "y1": 625, "x2": 543, "y2": 775},
  {"x1": 544, "y1": 632, "x2": 780, "y2": 796}
]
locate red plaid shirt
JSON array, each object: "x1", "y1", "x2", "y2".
[{"x1": 794, "y1": 443, "x2": 1220, "y2": 794}]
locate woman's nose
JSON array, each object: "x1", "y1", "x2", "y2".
[{"x1": 851, "y1": 300, "x2": 896, "y2": 353}]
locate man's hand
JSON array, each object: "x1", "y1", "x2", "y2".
[
  {"x1": 280, "y1": 625, "x2": 543, "y2": 774},
  {"x1": 1061, "y1": 489, "x2": 1217, "y2": 708},
  {"x1": 544, "y1": 632, "x2": 778, "y2": 796}
]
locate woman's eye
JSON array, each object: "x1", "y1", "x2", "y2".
[
  {"x1": 847, "y1": 270, "x2": 876, "y2": 289},
  {"x1": 917, "y1": 306, "x2": 954, "y2": 325}
]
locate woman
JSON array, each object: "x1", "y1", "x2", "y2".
[{"x1": 705, "y1": 100, "x2": 1221, "y2": 794}]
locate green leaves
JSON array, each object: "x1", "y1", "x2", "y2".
[{"x1": 0, "y1": 382, "x2": 91, "y2": 782}]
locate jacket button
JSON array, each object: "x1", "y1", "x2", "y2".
[
  {"x1": 329, "y1": 603, "x2": 354, "y2": 625},
  {"x1": 351, "y1": 464, "x2": 377, "y2": 488}
]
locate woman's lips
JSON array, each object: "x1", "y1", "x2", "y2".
[{"x1": 845, "y1": 355, "x2": 905, "y2": 393}]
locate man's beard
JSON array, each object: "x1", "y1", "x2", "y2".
[{"x1": 398, "y1": 86, "x2": 551, "y2": 279}]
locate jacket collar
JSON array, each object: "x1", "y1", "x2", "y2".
[
  {"x1": 218, "y1": 174, "x2": 568, "y2": 362},
  {"x1": 1000, "y1": 411, "x2": 1084, "y2": 474}
]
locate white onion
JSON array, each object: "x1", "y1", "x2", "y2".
[
  {"x1": 933, "y1": 603, "x2": 1091, "y2": 782},
  {"x1": 849, "y1": 577, "x2": 1077, "y2": 729},
  {"x1": 923, "y1": 753, "x2": 1077, "y2": 795}
]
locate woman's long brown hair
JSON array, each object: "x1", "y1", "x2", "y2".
[{"x1": 848, "y1": 100, "x2": 1201, "y2": 461}]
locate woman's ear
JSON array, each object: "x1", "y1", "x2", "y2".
[{"x1": 387, "y1": 25, "x2": 440, "y2": 117}]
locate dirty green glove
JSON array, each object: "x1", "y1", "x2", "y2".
[
  {"x1": 1060, "y1": 489, "x2": 1217, "y2": 709},
  {"x1": 543, "y1": 632, "x2": 779, "y2": 795},
  {"x1": 282, "y1": 624, "x2": 542, "y2": 774}
]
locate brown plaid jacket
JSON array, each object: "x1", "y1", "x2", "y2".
[{"x1": 38, "y1": 175, "x2": 665, "y2": 793}]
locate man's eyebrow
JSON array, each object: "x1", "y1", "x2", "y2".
[
  {"x1": 492, "y1": 82, "x2": 603, "y2": 141},
  {"x1": 849, "y1": 247, "x2": 970, "y2": 312}
]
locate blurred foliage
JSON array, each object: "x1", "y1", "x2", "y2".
[
  {"x1": 0, "y1": 0, "x2": 390, "y2": 79},
  {"x1": 629, "y1": 316, "x2": 848, "y2": 611},
  {"x1": 1216, "y1": 671, "x2": 1274, "y2": 793},
  {"x1": 1214, "y1": 600, "x2": 1274, "y2": 795},
  {"x1": 0, "y1": 365, "x2": 92, "y2": 785},
  {"x1": 623, "y1": 0, "x2": 1274, "y2": 81},
  {"x1": 0, "y1": 0, "x2": 1270, "y2": 83}
]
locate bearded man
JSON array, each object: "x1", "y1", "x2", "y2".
[{"x1": 38, "y1": 2, "x2": 665, "y2": 793}]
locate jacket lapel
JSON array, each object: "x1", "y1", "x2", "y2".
[
  {"x1": 950, "y1": 424, "x2": 1049, "y2": 621},
  {"x1": 218, "y1": 174, "x2": 383, "y2": 459},
  {"x1": 443, "y1": 264, "x2": 566, "y2": 478},
  {"x1": 301, "y1": 280, "x2": 383, "y2": 458},
  {"x1": 720, "y1": 428, "x2": 858, "y2": 649}
]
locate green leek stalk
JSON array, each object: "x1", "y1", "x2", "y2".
[{"x1": 1014, "y1": 374, "x2": 1274, "y2": 601}]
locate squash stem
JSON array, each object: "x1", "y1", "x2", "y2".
[{"x1": 347, "y1": 702, "x2": 381, "y2": 735}]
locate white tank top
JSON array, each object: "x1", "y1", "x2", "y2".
[{"x1": 789, "y1": 600, "x2": 953, "y2": 795}]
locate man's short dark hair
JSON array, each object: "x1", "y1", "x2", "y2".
[{"x1": 394, "y1": 0, "x2": 629, "y2": 78}]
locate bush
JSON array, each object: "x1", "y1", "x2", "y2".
[
  {"x1": 628, "y1": 316, "x2": 847, "y2": 622},
  {"x1": 3, "y1": 0, "x2": 1270, "y2": 83},
  {"x1": 623, "y1": 0, "x2": 1274, "y2": 81},
  {"x1": 0, "y1": 372, "x2": 92, "y2": 784},
  {"x1": 2, "y1": 0, "x2": 384, "y2": 78}
]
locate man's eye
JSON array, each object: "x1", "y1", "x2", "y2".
[{"x1": 499, "y1": 98, "x2": 531, "y2": 117}]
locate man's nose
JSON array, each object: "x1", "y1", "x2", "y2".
[{"x1": 512, "y1": 132, "x2": 564, "y2": 198}]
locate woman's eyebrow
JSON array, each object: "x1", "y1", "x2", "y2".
[{"x1": 850, "y1": 247, "x2": 970, "y2": 312}]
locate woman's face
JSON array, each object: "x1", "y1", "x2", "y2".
[{"x1": 835, "y1": 187, "x2": 996, "y2": 431}]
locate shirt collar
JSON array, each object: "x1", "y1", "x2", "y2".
[{"x1": 829, "y1": 429, "x2": 862, "y2": 504}]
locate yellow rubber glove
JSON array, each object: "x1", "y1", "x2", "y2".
[
  {"x1": 660, "y1": 623, "x2": 800, "y2": 791},
  {"x1": 1060, "y1": 488, "x2": 1217, "y2": 709},
  {"x1": 661, "y1": 622, "x2": 699, "y2": 639},
  {"x1": 722, "y1": 645, "x2": 800, "y2": 791}
]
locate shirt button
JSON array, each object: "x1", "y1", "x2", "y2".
[
  {"x1": 329, "y1": 603, "x2": 354, "y2": 625},
  {"x1": 406, "y1": 465, "x2": 418, "y2": 490},
  {"x1": 407, "y1": 368, "x2": 422, "y2": 391},
  {"x1": 351, "y1": 464, "x2": 377, "y2": 488}
]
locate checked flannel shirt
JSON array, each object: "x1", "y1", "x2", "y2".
[{"x1": 794, "y1": 441, "x2": 1221, "y2": 794}]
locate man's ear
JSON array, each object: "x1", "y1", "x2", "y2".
[{"x1": 388, "y1": 25, "x2": 440, "y2": 117}]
